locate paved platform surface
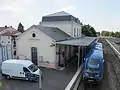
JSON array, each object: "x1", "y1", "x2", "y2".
[{"x1": 0, "y1": 58, "x2": 77, "y2": 90}]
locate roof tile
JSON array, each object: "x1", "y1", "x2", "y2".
[{"x1": 1, "y1": 31, "x2": 20, "y2": 36}]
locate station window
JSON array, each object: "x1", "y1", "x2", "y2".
[
  {"x1": 14, "y1": 51, "x2": 16, "y2": 55},
  {"x1": 32, "y1": 33, "x2": 36, "y2": 38},
  {"x1": 77, "y1": 28, "x2": 79, "y2": 37},
  {"x1": 79, "y1": 28, "x2": 80, "y2": 36},
  {"x1": 13, "y1": 41, "x2": 16, "y2": 47},
  {"x1": 8, "y1": 36, "x2": 10, "y2": 39},
  {"x1": 74, "y1": 28, "x2": 76, "y2": 37}
]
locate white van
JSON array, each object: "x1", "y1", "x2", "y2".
[{"x1": 1, "y1": 59, "x2": 43, "y2": 82}]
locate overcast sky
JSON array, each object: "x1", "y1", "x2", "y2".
[{"x1": 0, "y1": 0, "x2": 120, "y2": 32}]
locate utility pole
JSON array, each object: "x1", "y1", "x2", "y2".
[{"x1": 39, "y1": 70, "x2": 42, "y2": 90}]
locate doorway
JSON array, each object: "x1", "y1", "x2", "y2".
[{"x1": 31, "y1": 47, "x2": 38, "y2": 65}]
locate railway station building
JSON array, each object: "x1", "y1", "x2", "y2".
[{"x1": 16, "y1": 11, "x2": 97, "y2": 69}]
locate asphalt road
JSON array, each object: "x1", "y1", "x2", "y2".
[
  {"x1": 0, "y1": 58, "x2": 77, "y2": 90},
  {"x1": 78, "y1": 38, "x2": 114, "y2": 90}
]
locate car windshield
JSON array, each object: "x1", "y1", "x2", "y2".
[
  {"x1": 28, "y1": 64, "x2": 38, "y2": 72},
  {"x1": 87, "y1": 59, "x2": 100, "y2": 65}
]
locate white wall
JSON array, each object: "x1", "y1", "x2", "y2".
[
  {"x1": 16, "y1": 27, "x2": 56, "y2": 64},
  {"x1": 40, "y1": 21, "x2": 82, "y2": 38},
  {"x1": 0, "y1": 36, "x2": 12, "y2": 46},
  {"x1": 0, "y1": 36, "x2": 15, "y2": 59}
]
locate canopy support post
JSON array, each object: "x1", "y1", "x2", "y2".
[
  {"x1": 82, "y1": 46, "x2": 84, "y2": 63},
  {"x1": 78, "y1": 46, "x2": 80, "y2": 69}
]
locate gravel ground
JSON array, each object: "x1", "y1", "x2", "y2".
[
  {"x1": 106, "y1": 38, "x2": 120, "y2": 90},
  {"x1": 107, "y1": 38, "x2": 120, "y2": 44},
  {"x1": 108, "y1": 38, "x2": 120, "y2": 52},
  {"x1": 102, "y1": 39, "x2": 119, "y2": 90}
]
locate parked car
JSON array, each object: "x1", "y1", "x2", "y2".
[{"x1": 1, "y1": 59, "x2": 43, "y2": 82}]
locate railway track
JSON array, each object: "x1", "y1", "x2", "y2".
[
  {"x1": 105, "y1": 39, "x2": 120, "y2": 90},
  {"x1": 78, "y1": 38, "x2": 120, "y2": 90}
]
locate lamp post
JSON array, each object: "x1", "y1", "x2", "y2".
[{"x1": 39, "y1": 70, "x2": 42, "y2": 90}]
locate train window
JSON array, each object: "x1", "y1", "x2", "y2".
[{"x1": 87, "y1": 59, "x2": 100, "y2": 65}]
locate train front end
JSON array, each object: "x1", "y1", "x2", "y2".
[{"x1": 83, "y1": 58, "x2": 103, "y2": 82}]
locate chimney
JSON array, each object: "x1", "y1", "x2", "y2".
[{"x1": 5, "y1": 25, "x2": 7, "y2": 28}]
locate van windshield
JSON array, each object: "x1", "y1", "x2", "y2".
[{"x1": 28, "y1": 64, "x2": 38, "y2": 72}]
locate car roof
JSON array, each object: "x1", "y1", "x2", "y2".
[{"x1": 3, "y1": 59, "x2": 33, "y2": 66}]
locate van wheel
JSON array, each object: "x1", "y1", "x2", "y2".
[
  {"x1": 29, "y1": 78, "x2": 33, "y2": 82},
  {"x1": 25, "y1": 78, "x2": 29, "y2": 81},
  {"x1": 6, "y1": 75, "x2": 10, "y2": 79}
]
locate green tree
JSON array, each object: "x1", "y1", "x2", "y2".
[
  {"x1": 82, "y1": 24, "x2": 97, "y2": 37},
  {"x1": 101, "y1": 31, "x2": 110, "y2": 36},
  {"x1": 82, "y1": 25, "x2": 90, "y2": 36},
  {"x1": 17, "y1": 22, "x2": 24, "y2": 33},
  {"x1": 109, "y1": 32, "x2": 115, "y2": 37},
  {"x1": 101, "y1": 30, "x2": 120, "y2": 38},
  {"x1": 90, "y1": 27, "x2": 97, "y2": 37},
  {"x1": 115, "y1": 32, "x2": 120, "y2": 38}
]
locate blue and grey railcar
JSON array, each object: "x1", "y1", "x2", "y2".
[{"x1": 83, "y1": 42, "x2": 104, "y2": 82}]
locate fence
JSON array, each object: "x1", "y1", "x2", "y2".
[
  {"x1": 65, "y1": 64, "x2": 83, "y2": 90},
  {"x1": 0, "y1": 45, "x2": 12, "y2": 72}
]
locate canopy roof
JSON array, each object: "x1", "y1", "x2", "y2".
[{"x1": 56, "y1": 37, "x2": 97, "y2": 46}]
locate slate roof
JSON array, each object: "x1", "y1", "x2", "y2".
[
  {"x1": 42, "y1": 11, "x2": 80, "y2": 23},
  {"x1": 34, "y1": 25, "x2": 72, "y2": 41},
  {"x1": 44, "y1": 11, "x2": 71, "y2": 17}
]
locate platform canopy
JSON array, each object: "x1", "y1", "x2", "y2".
[{"x1": 56, "y1": 37, "x2": 98, "y2": 46}]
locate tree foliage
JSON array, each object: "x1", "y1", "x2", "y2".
[
  {"x1": 114, "y1": 32, "x2": 120, "y2": 38},
  {"x1": 101, "y1": 30, "x2": 120, "y2": 38},
  {"x1": 109, "y1": 32, "x2": 115, "y2": 37},
  {"x1": 101, "y1": 31, "x2": 110, "y2": 36},
  {"x1": 17, "y1": 22, "x2": 24, "y2": 33},
  {"x1": 82, "y1": 24, "x2": 97, "y2": 37}
]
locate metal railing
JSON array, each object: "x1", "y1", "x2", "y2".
[
  {"x1": 106, "y1": 39, "x2": 120, "y2": 57},
  {"x1": 106, "y1": 39, "x2": 120, "y2": 90},
  {"x1": 65, "y1": 64, "x2": 83, "y2": 90}
]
